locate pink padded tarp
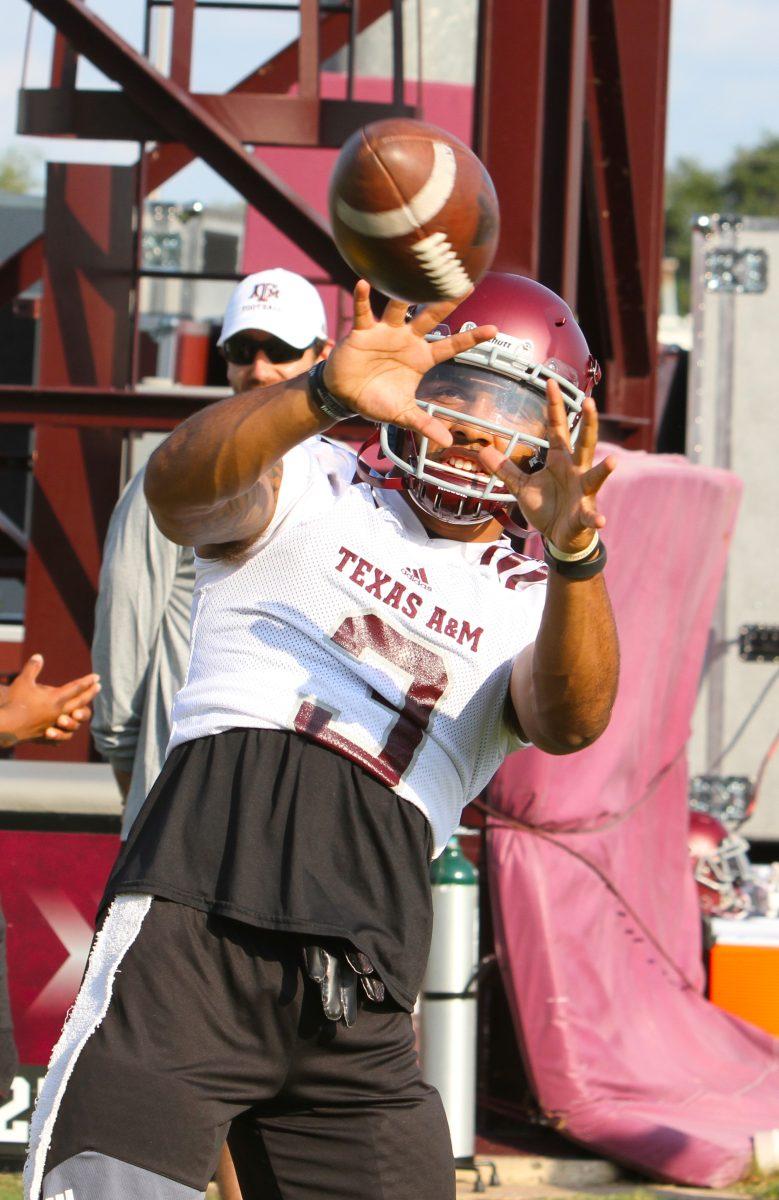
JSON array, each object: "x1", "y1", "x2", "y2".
[{"x1": 488, "y1": 445, "x2": 779, "y2": 1187}]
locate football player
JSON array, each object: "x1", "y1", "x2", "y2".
[{"x1": 26, "y1": 273, "x2": 619, "y2": 1200}]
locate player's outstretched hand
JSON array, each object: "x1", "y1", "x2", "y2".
[
  {"x1": 0, "y1": 654, "x2": 100, "y2": 747},
  {"x1": 476, "y1": 380, "x2": 616, "y2": 555},
  {"x1": 322, "y1": 279, "x2": 497, "y2": 446}
]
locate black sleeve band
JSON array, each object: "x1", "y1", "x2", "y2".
[
  {"x1": 307, "y1": 359, "x2": 355, "y2": 424},
  {"x1": 543, "y1": 539, "x2": 607, "y2": 579}
]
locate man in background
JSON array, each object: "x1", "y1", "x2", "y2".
[
  {"x1": 92, "y1": 267, "x2": 332, "y2": 836},
  {"x1": 90, "y1": 267, "x2": 331, "y2": 1199}
]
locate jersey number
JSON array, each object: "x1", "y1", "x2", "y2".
[{"x1": 294, "y1": 614, "x2": 448, "y2": 787}]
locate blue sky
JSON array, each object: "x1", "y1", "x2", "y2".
[{"x1": 1, "y1": 0, "x2": 777, "y2": 203}]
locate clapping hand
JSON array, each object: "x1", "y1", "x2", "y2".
[{"x1": 0, "y1": 654, "x2": 100, "y2": 747}]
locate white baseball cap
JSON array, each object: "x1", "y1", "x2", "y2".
[{"x1": 218, "y1": 268, "x2": 328, "y2": 349}]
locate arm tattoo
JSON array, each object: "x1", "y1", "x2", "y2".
[{"x1": 210, "y1": 461, "x2": 284, "y2": 563}]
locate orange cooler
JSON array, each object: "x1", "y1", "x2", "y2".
[{"x1": 709, "y1": 917, "x2": 779, "y2": 1036}]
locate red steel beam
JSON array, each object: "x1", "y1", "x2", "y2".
[
  {"x1": 586, "y1": 0, "x2": 670, "y2": 433},
  {"x1": 17, "y1": 162, "x2": 135, "y2": 762},
  {"x1": 587, "y1": 0, "x2": 651, "y2": 380},
  {"x1": 25, "y1": 0, "x2": 351, "y2": 285},
  {"x1": 19, "y1": 86, "x2": 416, "y2": 147},
  {"x1": 20, "y1": 89, "x2": 331, "y2": 145},
  {"x1": 473, "y1": 0, "x2": 549, "y2": 277},
  {"x1": 50, "y1": 29, "x2": 77, "y2": 89},
  {"x1": 475, "y1": 0, "x2": 589, "y2": 303},
  {"x1": 4, "y1": 0, "x2": 394, "y2": 301},
  {"x1": 0, "y1": 388, "x2": 372, "y2": 453},
  {"x1": 0, "y1": 236, "x2": 44, "y2": 309},
  {"x1": 170, "y1": 0, "x2": 196, "y2": 91},
  {"x1": 528, "y1": 0, "x2": 587, "y2": 300},
  {"x1": 615, "y1": 0, "x2": 670, "y2": 381},
  {"x1": 538, "y1": 0, "x2": 589, "y2": 306},
  {"x1": 562, "y1": 0, "x2": 589, "y2": 306},
  {"x1": 146, "y1": 0, "x2": 393, "y2": 188},
  {"x1": 38, "y1": 163, "x2": 136, "y2": 390},
  {"x1": 0, "y1": 385, "x2": 650, "y2": 438},
  {"x1": 299, "y1": 0, "x2": 320, "y2": 102},
  {"x1": 0, "y1": 385, "x2": 216, "y2": 429},
  {"x1": 474, "y1": 0, "x2": 669, "y2": 450}
]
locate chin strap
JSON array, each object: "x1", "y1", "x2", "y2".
[
  {"x1": 488, "y1": 504, "x2": 534, "y2": 542},
  {"x1": 355, "y1": 429, "x2": 405, "y2": 491}
]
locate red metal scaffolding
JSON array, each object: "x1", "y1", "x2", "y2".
[{"x1": 0, "y1": 0, "x2": 671, "y2": 763}]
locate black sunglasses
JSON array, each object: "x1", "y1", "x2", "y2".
[{"x1": 222, "y1": 332, "x2": 315, "y2": 366}]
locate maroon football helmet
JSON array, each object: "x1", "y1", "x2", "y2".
[
  {"x1": 357, "y1": 273, "x2": 601, "y2": 530},
  {"x1": 688, "y1": 810, "x2": 752, "y2": 918}
]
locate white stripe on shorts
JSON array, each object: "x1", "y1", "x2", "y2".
[{"x1": 24, "y1": 894, "x2": 153, "y2": 1200}]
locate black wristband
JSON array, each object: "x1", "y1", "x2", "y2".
[
  {"x1": 543, "y1": 539, "x2": 607, "y2": 579},
  {"x1": 307, "y1": 360, "x2": 354, "y2": 424}
]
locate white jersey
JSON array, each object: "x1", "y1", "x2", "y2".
[{"x1": 168, "y1": 438, "x2": 548, "y2": 855}]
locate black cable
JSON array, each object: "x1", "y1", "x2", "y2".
[
  {"x1": 705, "y1": 665, "x2": 779, "y2": 772},
  {"x1": 749, "y1": 729, "x2": 779, "y2": 817}
]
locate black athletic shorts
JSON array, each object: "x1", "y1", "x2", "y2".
[{"x1": 25, "y1": 895, "x2": 454, "y2": 1200}]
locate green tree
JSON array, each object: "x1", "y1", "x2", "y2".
[
  {"x1": 723, "y1": 133, "x2": 779, "y2": 214},
  {"x1": 664, "y1": 157, "x2": 723, "y2": 313},
  {"x1": 0, "y1": 147, "x2": 39, "y2": 195},
  {"x1": 664, "y1": 133, "x2": 779, "y2": 314}
]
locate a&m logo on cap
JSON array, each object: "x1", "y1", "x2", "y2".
[{"x1": 249, "y1": 282, "x2": 280, "y2": 304}]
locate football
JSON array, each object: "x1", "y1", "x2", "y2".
[{"x1": 328, "y1": 117, "x2": 500, "y2": 303}]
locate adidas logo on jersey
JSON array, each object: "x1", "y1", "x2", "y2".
[
  {"x1": 401, "y1": 566, "x2": 431, "y2": 590},
  {"x1": 44, "y1": 1190, "x2": 75, "y2": 1200}
]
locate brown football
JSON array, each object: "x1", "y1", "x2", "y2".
[{"x1": 328, "y1": 117, "x2": 500, "y2": 302}]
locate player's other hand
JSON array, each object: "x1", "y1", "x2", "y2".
[
  {"x1": 0, "y1": 654, "x2": 100, "y2": 747},
  {"x1": 476, "y1": 380, "x2": 616, "y2": 556},
  {"x1": 322, "y1": 279, "x2": 496, "y2": 446}
]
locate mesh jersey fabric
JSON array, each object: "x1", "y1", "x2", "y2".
[{"x1": 167, "y1": 438, "x2": 548, "y2": 856}]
